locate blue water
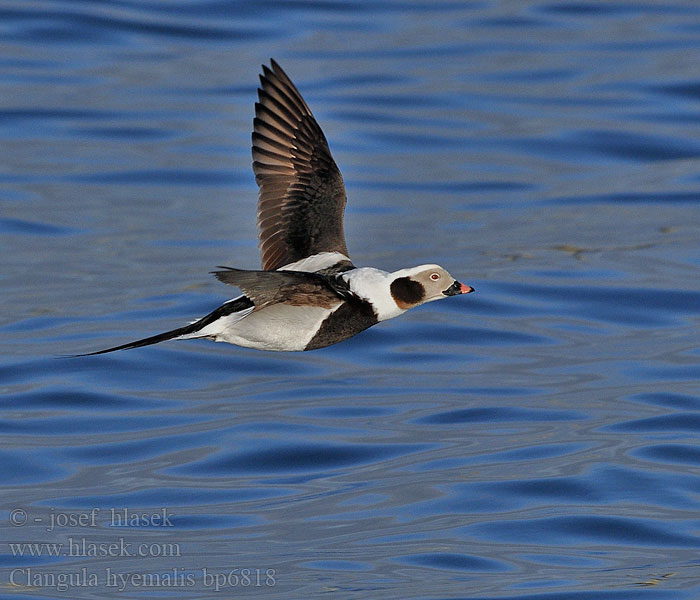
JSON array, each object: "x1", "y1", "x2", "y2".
[{"x1": 2, "y1": 1, "x2": 700, "y2": 598}]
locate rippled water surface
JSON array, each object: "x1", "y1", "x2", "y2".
[{"x1": 2, "y1": 1, "x2": 700, "y2": 598}]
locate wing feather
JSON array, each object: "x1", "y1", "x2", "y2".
[
  {"x1": 212, "y1": 267, "x2": 344, "y2": 309},
  {"x1": 253, "y1": 59, "x2": 351, "y2": 271}
]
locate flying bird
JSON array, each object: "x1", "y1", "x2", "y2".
[{"x1": 78, "y1": 60, "x2": 473, "y2": 355}]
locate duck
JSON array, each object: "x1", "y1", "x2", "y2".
[{"x1": 78, "y1": 60, "x2": 473, "y2": 355}]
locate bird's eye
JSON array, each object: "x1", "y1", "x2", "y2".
[{"x1": 430, "y1": 272, "x2": 440, "y2": 281}]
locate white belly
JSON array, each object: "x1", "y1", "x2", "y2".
[{"x1": 213, "y1": 304, "x2": 335, "y2": 351}]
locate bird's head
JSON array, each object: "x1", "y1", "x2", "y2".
[{"x1": 389, "y1": 265, "x2": 474, "y2": 310}]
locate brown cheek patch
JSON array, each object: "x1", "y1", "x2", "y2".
[{"x1": 390, "y1": 277, "x2": 425, "y2": 309}]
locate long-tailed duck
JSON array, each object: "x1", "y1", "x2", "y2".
[{"x1": 79, "y1": 60, "x2": 473, "y2": 355}]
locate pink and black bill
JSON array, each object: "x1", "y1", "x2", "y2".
[{"x1": 443, "y1": 281, "x2": 474, "y2": 296}]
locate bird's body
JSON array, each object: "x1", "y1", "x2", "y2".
[{"x1": 79, "y1": 61, "x2": 473, "y2": 356}]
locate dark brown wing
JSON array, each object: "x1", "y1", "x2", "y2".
[
  {"x1": 212, "y1": 267, "x2": 344, "y2": 309},
  {"x1": 253, "y1": 59, "x2": 350, "y2": 271}
]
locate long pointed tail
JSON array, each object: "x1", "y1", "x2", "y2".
[
  {"x1": 70, "y1": 323, "x2": 202, "y2": 356},
  {"x1": 70, "y1": 296, "x2": 254, "y2": 357}
]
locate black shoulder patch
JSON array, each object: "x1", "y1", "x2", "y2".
[
  {"x1": 390, "y1": 276, "x2": 425, "y2": 309},
  {"x1": 305, "y1": 297, "x2": 378, "y2": 350},
  {"x1": 315, "y1": 259, "x2": 355, "y2": 276}
]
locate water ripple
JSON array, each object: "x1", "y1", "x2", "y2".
[
  {"x1": 466, "y1": 516, "x2": 700, "y2": 547},
  {"x1": 171, "y1": 442, "x2": 429, "y2": 477},
  {"x1": 0, "y1": 6, "x2": 278, "y2": 43}
]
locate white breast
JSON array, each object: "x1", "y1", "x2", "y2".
[
  {"x1": 341, "y1": 267, "x2": 405, "y2": 321},
  {"x1": 211, "y1": 304, "x2": 336, "y2": 351}
]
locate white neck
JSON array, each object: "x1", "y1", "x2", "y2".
[{"x1": 341, "y1": 267, "x2": 406, "y2": 321}]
